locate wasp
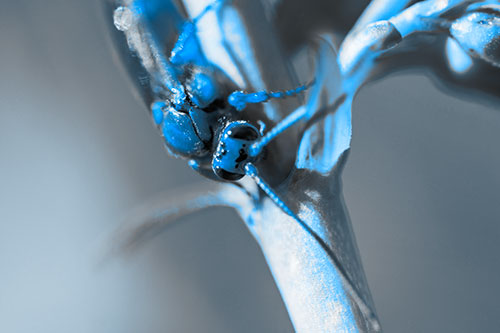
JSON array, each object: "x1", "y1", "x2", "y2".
[{"x1": 112, "y1": 0, "x2": 332, "y2": 221}]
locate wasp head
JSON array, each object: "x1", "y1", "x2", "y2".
[{"x1": 212, "y1": 121, "x2": 261, "y2": 181}]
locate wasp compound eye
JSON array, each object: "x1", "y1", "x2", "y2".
[
  {"x1": 161, "y1": 106, "x2": 208, "y2": 157},
  {"x1": 187, "y1": 73, "x2": 218, "y2": 108},
  {"x1": 212, "y1": 122, "x2": 261, "y2": 181}
]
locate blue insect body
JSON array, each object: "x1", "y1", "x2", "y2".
[{"x1": 114, "y1": 2, "x2": 315, "y2": 189}]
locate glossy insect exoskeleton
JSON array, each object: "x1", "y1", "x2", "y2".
[
  {"x1": 150, "y1": 68, "x2": 242, "y2": 181},
  {"x1": 112, "y1": 4, "x2": 360, "y2": 311},
  {"x1": 149, "y1": 57, "x2": 272, "y2": 182},
  {"x1": 211, "y1": 121, "x2": 261, "y2": 181},
  {"x1": 113, "y1": 0, "x2": 313, "y2": 184},
  {"x1": 113, "y1": 0, "x2": 314, "y2": 203}
]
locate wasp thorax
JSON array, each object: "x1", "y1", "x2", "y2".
[{"x1": 212, "y1": 122, "x2": 261, "y2": 181}]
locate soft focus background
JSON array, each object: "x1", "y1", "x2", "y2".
[{"x1": 1, "y1": 1, "x2": 499, "y2": 332}]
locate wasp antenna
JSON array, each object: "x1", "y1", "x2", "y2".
[
  {"x1": 249, "y1": 104, "x2": 308, "y2": 157},
  {"x1": 250, "y1": 36, "x2": 345, "y2": 157},
  {"x1": 244, "y1": 163, "x2": 297, "y2": 218},
  {"x1": 248, "y1": 73, "x2": 333, "y2": 158},
  {"x1": 228, "y1": 80, "x2": 314, "y2": 111}
]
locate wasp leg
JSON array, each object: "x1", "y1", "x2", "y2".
[
  {"x1": 113, "y1": 5, "x2": 186, "y2": 104},
  {"x1": 227, "y1": 81, "x2": 313, "y2": 111},
  {"x1": 170, "y1": 0, "x2": 229, "y2": 66}
]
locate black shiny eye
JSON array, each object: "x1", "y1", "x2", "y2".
[
  {"x1": 213, "y1": 167, "x2": 244, "y2": 181},
  {"x1": 228, "y1": 125, "x2": 259, "y2": 140}
]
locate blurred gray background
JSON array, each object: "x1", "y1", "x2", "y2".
[{"x1": 1, "y1": 1, "x2": 499, "y2": 332}]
